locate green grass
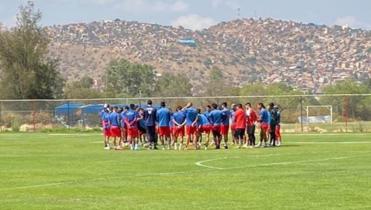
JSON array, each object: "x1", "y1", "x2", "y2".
[{"x1": 0, "y1": 133, "x2": 371, "y2": 210}]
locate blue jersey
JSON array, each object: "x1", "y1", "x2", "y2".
[
  {"x1": 209, "y1": 109, "x2": 223, "y2": 126},
  {"x1": 173, "y1": 111, "x2": 186, "y2": 125},
  {"x1": 260, "y1": 109, "x2": 269, "y2": 124},
  {"x1": 169, "y1": 115, "x2": 174, "y2": 127},
  {"x1": 120, "y1": 111, "x2": 127, "y2": 128},
  {"x1": 199, "y1": 114, "x2": 210, "y2": 126},
  {"x1": 109, "y1": 112, "x2": 120, "y2": 127},
  {"x1": 184, "y1": 107, "x2": 198, "y2": 126},
  {"x1": 221, "y1": 108, "x2": 231, "y2": 125},
  {"x1": 126, "y1": 110, "x2": 138, "y2": 128},
  {"x1": 101, "y1": 112, "x2": 110, "y2": 129},
  {"x1": 157, "y1": 107, "x2": 171, "y2": 127},
  {"x1": 99, "y1": 110, "x2": 105, "y2": 120},
  {"x1": 267, "y1": 111, "x2": 272, "y2": 124}
]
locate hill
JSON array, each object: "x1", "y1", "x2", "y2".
[{"x1": 46, "y1": 18, "x2": 371, "y2": 94}]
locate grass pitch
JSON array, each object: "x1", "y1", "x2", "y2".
[{"x1": 0, "y1": 133, "x2": 371, "y2": 210}]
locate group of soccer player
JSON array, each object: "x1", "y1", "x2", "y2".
[{"x1": 100, "y1": 100, "x2": 281, "y2": 151}]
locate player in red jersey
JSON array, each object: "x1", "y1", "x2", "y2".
[
  {"x1": 245, "y1": 103, "x2": 258, "y2": 147},
  {"x1": 233, "y1": 104, "x2": 247, "y2": 148}
]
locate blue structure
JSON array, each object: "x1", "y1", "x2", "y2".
[
  {"x1": 55, "y1": 103, "x2": 84, "y2": 115},
  {"x1": 177, "y1": 38, "x2": 197, "y2": 47},
  {"x1": 55, "y1": 103, "x2": 84, "y2": 126},
  {"x1": 80, "y1": 104, "x2": 104, "y2": 115}
]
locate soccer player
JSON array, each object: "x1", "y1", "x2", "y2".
[
  {"x1": 172, "y1": 106, "x2": 186, "y2": 150},
  {"x1": 221, "y1": 102, "x2": 231, "y2": 149},
  {"x1": 109, "y1": 106, "x2": 122, "y2": 150},
  {"x1": 230, "y1": 104, "x2": 238, "y2": 145},
  {"x1": 233, "y1": 104, "x2": 247, "y2": 148},
  {"x1": 209, "y1": 103, "x2": 223, "y2": 149},
  {"x1": 120, "y1": 106, "x2": 129, "y2": 147},
  {"x1": 245, "y1": 103, "x2": 258, "y2": 147},
  {"x1": 257, "y1": 103, "x2": 269, "y2": 147},
  {"x1": 157, "y1": 101, "x2": 172, "y2": 150},
  {"x1": 144, "y1": 100, "x2": 158, "y2": 150},
  {"x1": 101, "y1": 105, "x2": 111, "y2": 150},
  {"x1": 183, "y1": 103, "x2": 199, "y2": 150},
  {"x1": 137, "y1": 108, "x2": 147, "y2": 147},
  {"x1": 268, "y1": 103, "x2": 279, "y2": 147},
  {"x1": 125, "y1": 104, "x2": 140, "y2": 150},
  {"x1": 197, "y1": 108, "x2": 212, "y2": 150},
  {"x1": 274, "y1": 105, "x2": 282, "y2": 146}
]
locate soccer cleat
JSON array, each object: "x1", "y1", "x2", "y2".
[
  {"x1": 104, "y1": 146, "x2": 110, "y2": 150},
  {"x1": 224, "y1": 145, "x2": 229, "y2": 149}
]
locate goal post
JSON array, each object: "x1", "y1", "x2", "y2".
[{"x1": 305, "y1": 105, "x2": 333, "y2": 125}]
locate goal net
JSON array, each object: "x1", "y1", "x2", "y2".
[{"x1": 299, "y1": 105, "x2": 333, "y2": 124}]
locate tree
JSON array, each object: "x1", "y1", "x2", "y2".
[
  {"x1": 0, "y1": 1, "x2": 64, "y2": 99},
  {"x1": 64, "y1": 75, "x2": 103, "y2": 99},
  {"x1": 154, "y1": 73, "x2": 193, "y2": 97},
  {"x1": 321, "y1": 80, "x2": 371, "y2": 120},
  {"x1": 204, "y1": 68, "x2": 228, "y2": 96},
  {"x1": 105, "y1": 59, "x2": 156, "y2": 97}
]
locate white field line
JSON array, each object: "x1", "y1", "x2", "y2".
[
  {"x1": 90, "y1": 141, "x2": 371, "y2": 144},
  {"x1": 195, "y1": 153, "x2": 370, "y2": 171},
  {"x1": 291, "y1": 142, "x2": 371, "y2": 144},
  {"x1": 48, "y1": 134, "x2": 100, "y2": 136}
]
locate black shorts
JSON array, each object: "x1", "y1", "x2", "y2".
[
  {"x1": 235, "y1": 129, "x2": 245, "y2": 139},
  {"x1": 139, "y1": 126, "x2": 147, "y2": 134}
]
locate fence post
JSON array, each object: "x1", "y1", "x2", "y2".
[
  {"x1": 343, "y1": 96, "x2": 349, "y2": 132},
  {"x1": 32, "y1": 101, "x2": 36, "y2": 132},
  {"x1": 0, "y1": 101, "x2": 2, "y2": 129},
  {"x1": 300, "y1": 96, "x2": 304, "y2": 133},
  {"x1": 67, "y1": 101, "x2": 70, "y2": 129}
]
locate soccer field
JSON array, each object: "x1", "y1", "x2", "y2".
[{"x1": 0, "y1": 133, "x2": 370, "y2": 210}]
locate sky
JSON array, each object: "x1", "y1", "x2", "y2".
[{"x1": 0, "y1": 0, "x2": 370, "y2": 30}]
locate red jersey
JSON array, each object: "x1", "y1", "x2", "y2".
[
  {"x1": 246, "y1": 109, "x2": 258, "y2": 126},
  {"x1": 234, "y1": 108, "x2": 246, "y2": 129}
]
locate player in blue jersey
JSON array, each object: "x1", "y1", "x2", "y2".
[
  {"x1": 221, "y1": 102, "x2": 231, "y2": 149},
  {"x1": 183, "y1": 103, "x2": 199, "y2": 150},
  {"x1": 172, "y1": 106, "x2": 186, "y2": 150},
  {"x1": 137, "y1": 108, "x2": 147, "y2": 147},
  {"x1": 209, "y1": 103, "x2": 224, "y2": 149},
  {"x1": 120, "y1": 106, "x2": 129, "y2": 147},
  {"x1": 156, "y1": 101, "x2": 172, "y2": 150},
  {"x1": 257, "y1": 103, "x2": 269, "y2": 147},
  {"x1": 101, "y1": 104, "x2": 111, "y2": 150},
  {"x1": 125, "y1": 104, "x2": 140, "y2": 150},
  {"x1": 109, "y1": 106, "x2": 121, "y2": 150},
  {"x1": 196, "y1": 108, "x2": 212, "y2": 150}
]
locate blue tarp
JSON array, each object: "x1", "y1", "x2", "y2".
[
  {"x1": 80, "y1": 104, "x2": 104, "y2": 114},
  {"x1": 55, "y1": 103, "x2": 84, "y2": 115},
  {"x1": 177, "y1": 38, "x2": 197, "y2": 47}
]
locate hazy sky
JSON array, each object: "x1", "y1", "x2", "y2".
[{"x1": 0, "y1": 0, "x2": 370, "y2": 30}]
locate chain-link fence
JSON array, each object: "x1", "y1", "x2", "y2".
[{"x1": 0, "y1": 94, "x2": 370, "y2": 133}]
